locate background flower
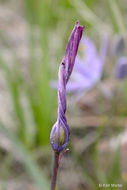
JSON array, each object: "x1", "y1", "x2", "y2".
[
  {"x1": 51, "y1": 35, "x2": 108, "y2": 96},
  {"x1": 115, "y1": 57, "x2": 127, "y2": 80},
  {"x1": 66, "y1": 35, "x2": 108, "y2": 93}
]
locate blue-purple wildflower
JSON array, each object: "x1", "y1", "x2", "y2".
[
  {"x1": 51, "y1": 36, "x2": 108, "y2": 95},
  {"x1": 66, "y1": 36, "x2": 108, "y2": 93},
  {"x1": 50, "y1": 21, "x2": 84, "y2": 152},
  {"x1": 116, "y1": 57, "x2": 127, "y2": 79}
]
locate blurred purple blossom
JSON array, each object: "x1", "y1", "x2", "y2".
[
  {"x1": 50, "y1": 21, "x2": 84, "y2": 152},
  {"x1": 115, "y1": 57, "x2": 127, "y2": 80},
  {"x1": 51, "y1": 35, "x2": 108, "y2": 95}
]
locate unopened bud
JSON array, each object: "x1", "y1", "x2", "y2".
[{"x1": 50, "y1": 122, "x2": 69, "y2": 152}]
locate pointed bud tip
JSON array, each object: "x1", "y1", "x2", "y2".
[{"x1": 76, "y1": 20, "x2": 85, "y2": 31}]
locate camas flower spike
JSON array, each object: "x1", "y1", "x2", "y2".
[{"x1": 50, "y1": 21, "x2": 84, "y2": 152}]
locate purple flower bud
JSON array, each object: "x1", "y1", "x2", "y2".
[
  {"x1": 111, "y1": 35, "x2": 125, "y2": 58},
  {"x1": 50, "y1": 21, "x2": 84, "y2": 152},
  {"x1": 50, "y1": 121, "x2": 69, "y2": 152},
  {"x1": 116, "y1": 57, "x2": 127, "y2": 80}
]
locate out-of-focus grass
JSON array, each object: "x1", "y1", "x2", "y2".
[
  {"x1": 0, "y1": 122, "x2": 50, "y2": 190},
  {"x1": 0, "y1": 50, "x2": 55, "y2": 148},
  {"x1": 72, "y1": 127, "x2": 122, "y2": 190},
  {"x1": 0, "y1": 0, "x2": 57, "y2": 148}
]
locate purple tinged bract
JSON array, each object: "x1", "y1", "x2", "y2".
[{"x1": 50, "y1": 21, "x2": 84, "y2": 152}]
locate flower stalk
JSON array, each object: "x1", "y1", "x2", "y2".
[
  {"x1": 50, "y1": 20, "x2": 84, "y2": 190},
  {"x1": 50, "y1": 152, "x2": 60, "y2": 190}
]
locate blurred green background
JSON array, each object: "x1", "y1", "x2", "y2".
[{"x1": 0, "y1": 0, "x2": 127, "y2": 189}]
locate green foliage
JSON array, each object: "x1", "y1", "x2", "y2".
[
  {"x1": 0, "y1": 122, "x2": 50, "y2": 190},
  {"x1": 0, "y1": 31, "x2": 55, "y2": 147}
]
